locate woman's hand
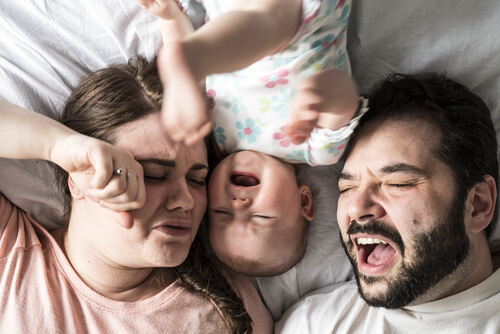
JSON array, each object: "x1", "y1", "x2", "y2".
[{"x1": 51, "y1": 134, "x2": 146, "y2": 212}]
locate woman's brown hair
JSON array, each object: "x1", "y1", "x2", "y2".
[{"x1": 58, "y1": 57, "x2": 252, "y2": 333}]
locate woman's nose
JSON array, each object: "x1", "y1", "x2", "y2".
[
  {"x1": 165, "y1": 180, "x2": 195, "y2": 212},
  {"x1": 230, "y1": 196, "x2": 252, "y2": 210},
  {"x1": 346, "y1": 185, "x2": 384, "y2": 223}
]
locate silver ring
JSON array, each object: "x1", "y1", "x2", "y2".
[
  {"x1": 126, "y1": 173, "x2": 131, "y2": 179},
  {"x1": 114, "y1": 168, "x2": 124, "y2": 176}
]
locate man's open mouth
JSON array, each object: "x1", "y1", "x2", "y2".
[{"x1": 354, "y1": 236, "x2": 399, "y2": 268}]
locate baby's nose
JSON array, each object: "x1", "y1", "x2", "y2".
[{"x1": 231, "y1": 196, "x2": 252, "y2": 209}]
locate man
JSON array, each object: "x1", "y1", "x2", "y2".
[{"x1": 275, "y1": 73, "x2": 500, "y2": 333}]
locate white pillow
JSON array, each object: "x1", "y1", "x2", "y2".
[{"x1": 0, "y1": 0, "x2": 161, "y2": 228}]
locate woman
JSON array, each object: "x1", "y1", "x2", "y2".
[{"x1": 0, "y1": 57, "x2": 272, "y2": 333}]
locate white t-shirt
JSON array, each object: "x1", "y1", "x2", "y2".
[{"x1": 276, "y1": 268, "x2": 500, "y2": 334}]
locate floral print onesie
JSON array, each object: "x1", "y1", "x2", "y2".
[{"x1": 201, "y1": 0, "x2": 366, "y2": 165}]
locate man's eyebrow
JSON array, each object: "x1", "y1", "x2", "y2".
[
  {"x1": 338, "y1": 172, "x2": 354, "y2": 182},
  {"x1": 381, "y1": 163, "x2": 424, "y2": 175},
  {"x1": 338, "y1": 164, "x2": 424, "y2": 182},
  {"x1": 138, "y1": 159, "x2": 176, "y2": 167}
]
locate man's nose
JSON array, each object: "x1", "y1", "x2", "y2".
[
  {"x1": 230, "y1": 196, "x2": 252, "y2": 210},
  {"x1": 347, "y1": 184, "x2": 385, "y2": 223}
]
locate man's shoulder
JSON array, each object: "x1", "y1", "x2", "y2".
[{"x1": 275, "y1": 280, "x2": 363, "y2": 333}]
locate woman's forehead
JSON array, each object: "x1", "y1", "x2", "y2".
[{"x1": 113, "y1": 114, "x2": 208, "y2": 165}]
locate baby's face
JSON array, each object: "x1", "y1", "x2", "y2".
[{"x1": 208, "y1": 151, "x2": 306, "y2": 275}]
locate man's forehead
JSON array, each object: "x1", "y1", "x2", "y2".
[{"x1": 344, "y1": 119, "x2": 442, "y2": 172}]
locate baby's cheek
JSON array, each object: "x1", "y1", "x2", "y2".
[{"x1": 208, "y1": 221, "x2": 226, "y2": 250}]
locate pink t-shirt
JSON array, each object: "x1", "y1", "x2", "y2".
[{"x1": 0, "y1": 194, "x2": 273, "y2": 333}]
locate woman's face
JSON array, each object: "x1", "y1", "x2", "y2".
[{"x1": 81, "y1": 113, "x2": 208, "y2": 269}]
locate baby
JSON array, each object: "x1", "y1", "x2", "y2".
[
  {"x1": 137, "y1": 0, "x2": 365, "y2": 276},
  {"x1": 208, "y1": 150, "x2": 314, "y2": 276}
]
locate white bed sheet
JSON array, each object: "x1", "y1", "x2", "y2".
[
  {"x1": 0, "y1": 0, "x2": 161, "y2": 229},
  {"x1": 0, "y1": 0, "x2": 499, "y2": 322}
]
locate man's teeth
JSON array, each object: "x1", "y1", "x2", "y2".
[{"x1": 357, "y1": 237, "x2": 387, "y2": 245}]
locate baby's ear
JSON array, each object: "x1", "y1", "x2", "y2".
[
  {"x1": 468, "y1": 175, "x2": 497, "y2": 234},
  {"x1": 299, "y1": 185, "x2": 315, "y2": 221}
]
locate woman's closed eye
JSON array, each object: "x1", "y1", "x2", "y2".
[
  {"x1": 144, "y1": 174, "x2": 168, "y2": 183},
  {"x1": 187, "y1": 177, "x2": 206, "y2": 187}
]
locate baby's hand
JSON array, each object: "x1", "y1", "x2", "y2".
[
  {"x1": 157, "y1": 43, "x2": 212, "y2": 146},
  {"x1": 51, "y1": 134, "x2": 146, "y2": 212},
  {"x1": 285, "y1": 69, "x2": 359, "y2": 144},
  {"x1": 136, "y1": 0, "x2": 185, "y2": 21}
]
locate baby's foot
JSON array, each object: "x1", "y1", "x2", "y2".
[{"x1": 157, "y1": 40, "x2": 212, "y2": 145}]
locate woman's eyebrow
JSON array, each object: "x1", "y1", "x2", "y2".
[
  {"x1": 138, "y1": 159, "x2": 176, "y2": 167},
  {"x1": 190, "y1": 163, "x2": 209, "y2": 171}
]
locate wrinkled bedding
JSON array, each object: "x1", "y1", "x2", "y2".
[{"x1": 1, "y1": 0, "x2": 499, "y2": 321}]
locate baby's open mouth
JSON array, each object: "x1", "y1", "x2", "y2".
[{"x1": 230, "y1": 172, "x2": 260, "y2": 187}]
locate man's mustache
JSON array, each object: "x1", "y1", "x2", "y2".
[{"x1": 347, "y1": 220, "x2": 405, "y2": 256}]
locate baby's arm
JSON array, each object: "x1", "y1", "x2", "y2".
[
  {"x1": 136, "y1": 0, "x2": 194, "y2": 42},
  {"x1": 0, "y1": 99, "x2": 145, "y2": 212},
  {"x1": 139, "y1": 0, "x2": 303, "y2": 145},
  {"x1": 284, "y1": 69, "x2": 360, "y2": 144}
]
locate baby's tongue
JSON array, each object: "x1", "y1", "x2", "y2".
[
  {"x1": 232, "y1": 175, "x2": 259, "y2": 186},
  {"x1": 367, "y1": 243, "x2": 396, "y2": 266}
]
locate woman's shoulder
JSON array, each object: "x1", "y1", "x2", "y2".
[{"x1": 0, "y1": 192, "x2": 46, "y2": 258}]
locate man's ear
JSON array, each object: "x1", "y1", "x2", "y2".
[
  {"x1": 68, "y1": 176, "x2": 85, "y2": 200},
  {"x1": 468, "y1": 175, "x2": 497, "y2": 234},
  {"x1": 299, "y1": 185, "x2": 315, "y2": 222}
]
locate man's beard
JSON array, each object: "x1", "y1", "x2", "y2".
[{"x1": 341, "y1": 195, "x2": 469, "y2": 309}]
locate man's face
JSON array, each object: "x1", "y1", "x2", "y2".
[{"x1": 337, "y1": 119, "x2": 469, "y2": 308}]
